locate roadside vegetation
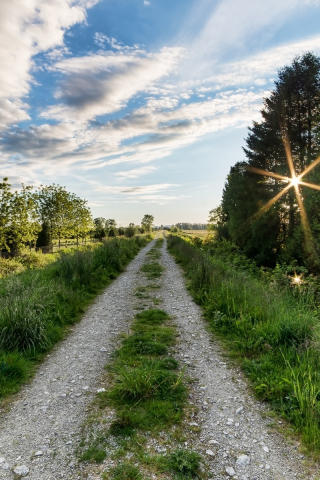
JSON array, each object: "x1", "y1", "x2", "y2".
[
  {"x1": 0, "y1": 235, "x2": 151, "y2": 400},
  {"x1": 167, "y1": 233, "x2": 320, "y2": 455},
  {"x1": 78, "y1": 237, "x2": 204, "y2": 479}
]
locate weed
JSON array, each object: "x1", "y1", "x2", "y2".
[
  {"x1": 80, "y1": 446, "x2": 107, "y2": 463},
  {"x1": 165, "y1": 449, "x2": 201, "y2": 479},
  {"x1": 107, "y1": 463, "x2": 142, "y2": 480},
  {"x1": 140, "y1": 262, "x2": 163, "y2": 279}
]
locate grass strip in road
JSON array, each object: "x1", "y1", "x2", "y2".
[
  {"x1": 0, "y1": 235, "x2": 151, "y2": 400},
  {"x1": 167, "y1": 233, "x2": 320, "y2": 456},
  {"x1": 139, "y1": 237, "x2": 164, "y2": 280},
  {"x1": 79, "y1": 308, "x2": 203, "y2": 479}
]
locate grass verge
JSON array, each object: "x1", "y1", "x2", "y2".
[
  {"x1": 0, "y1": 235, "x2": 151, "y2": 400},
  {"x1": 167, "y1": 233, "x2": 320, "y2": 455}
]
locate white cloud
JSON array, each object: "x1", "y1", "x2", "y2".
[
  {"x1": 0, "y1": 0, "x2": 95, "y2": 131},
  {"x1": 42, "y1": 47, "x2": 184, "y2": 123},
  {"x1": 144, "y1": 0, "x2": 150, "y2": 5},
  {"x1": 115, "y1": 166, "x2": 157, "y2": 179}
]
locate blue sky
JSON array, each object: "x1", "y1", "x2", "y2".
[{"x1": 1, "y1": 0, "x2": 320, "y2": 225}]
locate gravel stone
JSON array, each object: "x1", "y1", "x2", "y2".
[
  {"x1": 13, "y1": 466, "x2": 29, "y2": 477},
  {"x1": 236, "y1": 454, "x2": 250, "y2": 467}
]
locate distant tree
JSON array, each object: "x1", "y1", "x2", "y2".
[
  {"x1": 106, "y1": 219, "x2": 117, "y2": 229},
  {"x1": 93, "y1": 217, "x2": 106, "y2": 238},
  {"x1": 141, "y1": 214, "x2": 154, "y2": 232},
  {"x1": 108, "y1": 227, "x2": 117, "y2": 237},
  {"x1": 125, "y1": 226, "x2": 136, "y2": 238},
  {"x1": 36, "y1": 222, "x2": 51, "y2": 248},
  {"x1": 118, "y1": 227, "x2": 125, "y2": 236}
]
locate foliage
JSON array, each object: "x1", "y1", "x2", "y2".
[
  {"x1": 0, "y1": 236, "x2": 150, "y2": 398},
  {"x1": 141, "y1": 214, "x2": 154, "y2": 232},
  {"x1": 36, "y1": 184, "x2": 92, "y2": 247},
  {"x1": 0, "y1": 178, "x2": 41, "y2": 252},
  {"x1": 125, "y1": 226, "x2": 136, "y2": 238},
  {"x1": 214, "y1": 53, "x2": 320, "y2": 270},
  {"x1": 0, "y1": 178, "x2": 93, "y2": 253},
  {"x1": 165, "y1": 449, "x2": 201, "y2": 479},
  {"x1": 168, "y1": 233, "x2": 320, "y2": 453}
]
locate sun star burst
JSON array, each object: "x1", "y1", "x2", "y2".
[{"x1": 246, "y1": 135, "x2": 320, "y2": 250}]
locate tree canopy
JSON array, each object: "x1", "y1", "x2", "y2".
[
  {"x1": 215, "y1": 52, "x2": 320, "y2": 270},
  {"x1": 141, "y1": 214, "x2": 154, "y2": 232}
]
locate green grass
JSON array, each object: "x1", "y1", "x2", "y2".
[
  {"x1": 105, "y1": 463, "x2": 142, "y2": 480},
  {"x1": 167, "y1": 233, "x2": 320, "y2": 455},
  {"x1": 164, "y1": 448, "x2": 202, "y2": 479},
  {"x1": 99, "y1": 309, "x2": 186, "y2": 433},
  {"x1": 0, "y1": 236, "x2": 151, "y2": 400},
  {"x1": 140, "y1": 262, "x2": 164, "y2": 279}
]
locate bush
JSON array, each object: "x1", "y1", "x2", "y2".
[{"x1": 125, "y1": 226, "x2": 136, "y2": 238}]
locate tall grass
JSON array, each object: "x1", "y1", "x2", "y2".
[
  {"x1": 167, "y1": 234, "x2": 320, "y2": 454},
  {"x1": 0, "y1": 236, "x2": 151, "y2": 399}
]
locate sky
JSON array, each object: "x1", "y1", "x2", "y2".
[{"x1": 1, "y1": 0, "x2": 320, "y2": 225}]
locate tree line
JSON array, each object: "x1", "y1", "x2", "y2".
[
  {"x1": 175, "y1": 223, "x2": 207, "y2": 230},
  {"x1": 210, "y1": 52, "x2": 320, "y2": 272},
  {"x1": 93, "y1": 214, "x2": 154, "y2": 238},
  {"x1": 0, "y1": 177, "x2": 155, "y2": 253}
]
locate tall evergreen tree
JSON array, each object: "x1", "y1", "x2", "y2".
[{"x1": 217, "y1": 52, "x2": 320, "y2": 268}]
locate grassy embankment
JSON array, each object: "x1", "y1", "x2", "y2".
[
  {"x1": 0, "y1": 236, "x2": 151, "y2": 400},
  {"x1": 78, "y1": 238, "x2": 204, "y2": 480},
  {"x1": 167, "y1": 234, "x2": 320, "y2": 455}
]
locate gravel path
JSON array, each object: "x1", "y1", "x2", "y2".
[
  {"x1": 0, "y1": 239, "x2": 156, "y2": 479},
  {"x1": 0, "y1": 236, "x2": 317, "y2": 480}
]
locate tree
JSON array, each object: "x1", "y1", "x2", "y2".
[
  {"x1": 106, "y1": 219, "x2": 117, "y2": 229},
  {"x1": 218, "y1": 52, "x2": 320, "y2": 268},
  {"x1": 141, "y1": 214, "x2": 154, "y2": 232},
  {"x1": 7, "y1": 185, "x2": 40, "y2": 252},
  {"x1": 125, "y1": 226, "x2": 136, "y2": 238},
  {"x1": 0, "y1": 178, "x2": 13, "y2": 252},
  {"x1": 0, "y1": 178, "x2": 40, "y2": 253},
  {"x1": 36, "y1": 185, "x2": 72, "y2": 247},
  {"x1": 72, "y1": 197, "x2": 93, "y2": 246}
]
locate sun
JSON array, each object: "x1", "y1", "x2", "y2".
[{"x1": 289, "y1": 175, "x2": 301, "y2": 188}]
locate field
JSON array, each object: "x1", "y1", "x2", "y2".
[{"x1": 182, "y1": 229, "x2": 209, "y2": 237}]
